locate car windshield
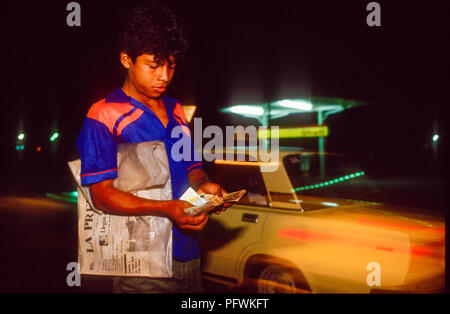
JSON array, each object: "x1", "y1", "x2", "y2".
[{"x1": 284, "y1": 153, "x2": 378, "y2": 208}]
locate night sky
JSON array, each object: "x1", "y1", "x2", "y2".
[{"x1": 1, "y1": 0, "x2": 448, "y2": 186}]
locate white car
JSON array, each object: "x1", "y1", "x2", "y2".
[{"x1": 199, "y1": 148, "x2": 445, "y2": 293}]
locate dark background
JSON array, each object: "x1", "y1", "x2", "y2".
[
  {"x1": 0, "y1": 0, "x2": 448, "y2": 294},
  {"x1": 1, "y1": 0, "x2": 448, "y2": 188}
]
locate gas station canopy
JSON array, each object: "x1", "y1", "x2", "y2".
[
  {"x1": 221, "y1": 96, "x2": 366, "y2": 177},
  {"x1": 221, "y1": 97, "x2": 365, "y2": 125}
]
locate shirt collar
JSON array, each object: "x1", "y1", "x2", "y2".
[{"x1": 105, "y1": 87, "x2": 177, "y2": 116}]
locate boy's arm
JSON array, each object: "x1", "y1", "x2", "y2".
[
  {"x1": 188, "y1": 168, "x2": 232, "y2": 214},
  {"x1": 89, "y1": 179, "x2": 208, "y2": 230}
]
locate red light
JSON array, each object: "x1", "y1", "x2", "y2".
[
  {"x1": 376, "y1": 246, "x2": 394, "y2": 252},
  {"x1": 411, "y1": 242, "x2": 444, "y2": 258},
  {"x1": 277, "y1": 228, "x2": 333, "y2": 241}
]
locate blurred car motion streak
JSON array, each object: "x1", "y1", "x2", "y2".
[{"x1": 199, "y1": 148, "x2": 445, "y2": 293}]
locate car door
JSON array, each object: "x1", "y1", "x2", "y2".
[{"x1": 199, "y1": 163, "x2": 269, "y2": 280}]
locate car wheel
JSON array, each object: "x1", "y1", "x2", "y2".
[{"x1": 257, "y1": 265, "x2": 308, "y2": 294}]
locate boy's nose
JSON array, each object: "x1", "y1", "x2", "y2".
[{"x1": 158, "y1": 65, "x2": 170, "y2": 81}]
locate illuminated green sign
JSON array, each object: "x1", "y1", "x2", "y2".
[{"x1": 259, "y1": 125, "x2": 329, "y2": 139}]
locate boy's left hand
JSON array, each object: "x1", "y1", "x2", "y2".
[{"x1": 197, "y1": 182, "x2": 232, "y2": 214}]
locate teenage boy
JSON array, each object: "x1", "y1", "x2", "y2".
[{"x1": 76, "y1": 3, "x2": 229, "y2": 293}]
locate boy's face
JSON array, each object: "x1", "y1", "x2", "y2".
[{"x1": 121, "y1": 53, "x2": 176, "y2": 99}]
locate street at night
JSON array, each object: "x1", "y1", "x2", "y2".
[
  {"x1": 0, "y1": 172, "x2": 445, "y2": 293},
  {"x1": 1, "y1": 0, "x2": 448, "y2": 297}
]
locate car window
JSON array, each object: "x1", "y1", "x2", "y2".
[
  {"x1": 284, "y1": 153, "x2": 375, "y2": 203},
  {"x1": 204, "y1": 163, "x2": 269, "y2": 207}
]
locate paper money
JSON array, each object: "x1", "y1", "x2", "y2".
[{"x1": 181, "y1": 188, "x2": 247, "y2": 216}]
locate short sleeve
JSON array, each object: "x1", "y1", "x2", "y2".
[
  {"x1": 171, "y1": 102, "x2": 203, "y2": 173},
  {"x1": 185, "y1": 135, "x2": 203, "y2": 173},
  {"x1": 76, "y1": 117, "x2": 118, "y2": 185}
]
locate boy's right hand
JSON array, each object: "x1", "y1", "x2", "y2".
[{"x1": 169, "y1": 200, "x2": 208, "y2": 230}]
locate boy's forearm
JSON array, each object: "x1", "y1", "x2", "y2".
[
  {"x1": 90, "y1": 179, "x2": 209, "y2": 230},
  {"x1": 90, "y1": 179, "x2": 174, "y2": 217}
]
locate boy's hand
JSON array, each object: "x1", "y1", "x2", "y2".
[
  {"x1": 169, "y1": 200, "x2": 208, "y2": 230},
  {"x1": 197, "y1": 182, "x2": 232, "y2": 215}
]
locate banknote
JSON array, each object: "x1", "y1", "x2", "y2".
[{"x1": 182, "y1": 189, "x2": 247, "y2": 216}]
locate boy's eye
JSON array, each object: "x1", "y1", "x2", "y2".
[{"x1": 147, "y1": 63, "x2": 176, "y2": 69}]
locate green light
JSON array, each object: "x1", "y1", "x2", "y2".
[
  {"x1": 279, "y1": 99, "x2": 313, "y2": 111},
  {"x1": 258, "y1": 126, "x2": 329, "y2": 139},
  {"x1": 222, "y1": 97, "x2": 364, "y2": 123},
  {"x1": 229, "y1": 105, "x2": 264, "y2": 116},
  {"x1": 18, "y1": 133, "x2": 25, "y2": 140},
  {"x1": 293, "y1": 171, "x2": 366, "y2": 192},
  {"x1": 432, "y1": 134, "x2": 439, "y2": 142},
  {"x1": 50, "y1": 132, "x2": 59, "y2": 142},
  {"x1": 46, "y1": 193, "x2": 77, "y2": 204},
  {"x1": 15, "y1": 144, "x2": 25, "y2": 151},
  {"x1": 62, "y1": 191, "x2": 78, "y2": 198}
]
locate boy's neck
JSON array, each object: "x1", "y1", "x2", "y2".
[{"x1": 122, "y1": 80, "x2": 164, "y2": 109}]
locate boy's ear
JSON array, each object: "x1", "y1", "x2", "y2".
[{"x1": 120, "y1": 52, "x2": 133, "y2": 69}]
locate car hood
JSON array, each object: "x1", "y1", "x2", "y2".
[{"x1": 303, "y1": 201, "x2": 445, "y2": 242}]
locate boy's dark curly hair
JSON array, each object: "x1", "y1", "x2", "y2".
[{"x1": 118, "y1": 2, "x2": 187, "y2": 63}]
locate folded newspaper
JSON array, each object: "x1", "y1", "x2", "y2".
[
  {"x1": 181, "y1": 188, "x2": 247, "y2": 216},
  {"x1": 68, "y1": 141, "x2": 174, "y2": 278}
]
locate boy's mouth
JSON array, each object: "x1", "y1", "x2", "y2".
[{"x1": 152, "y1": 86, "x2": 166, "y2": 93}]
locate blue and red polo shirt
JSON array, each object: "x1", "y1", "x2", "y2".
[{"x1": 76, "y1": 87, "x2": 203, "y2": 262}]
